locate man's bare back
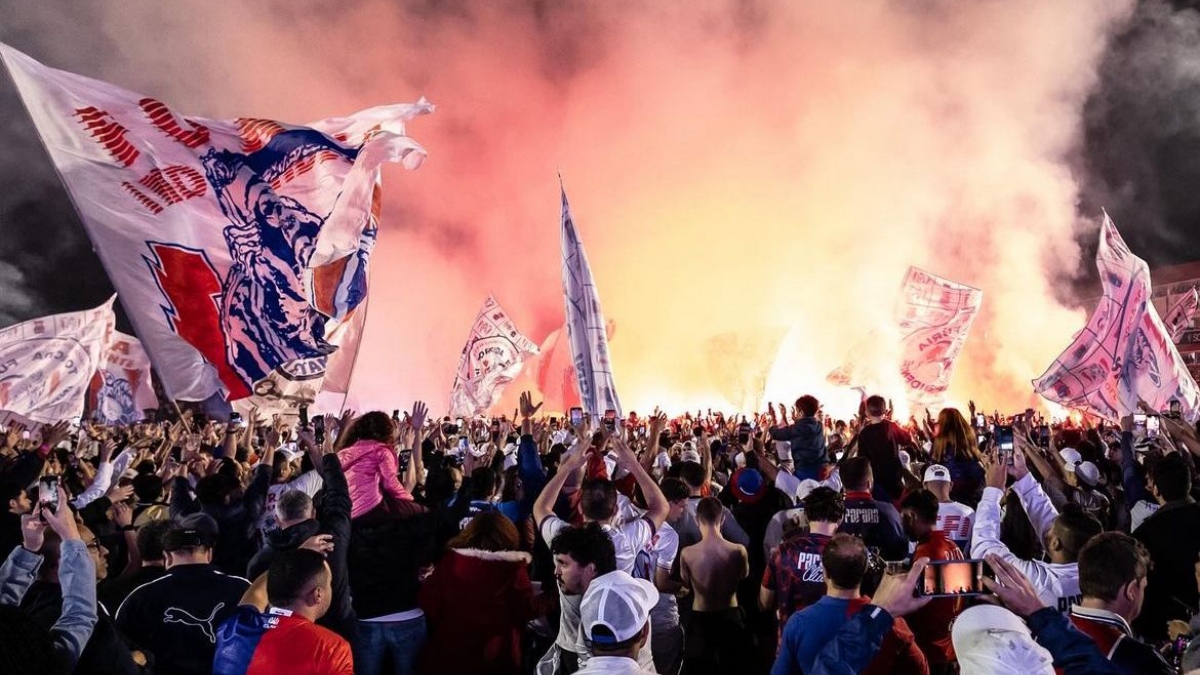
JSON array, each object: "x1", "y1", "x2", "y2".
[{"x1": 682, "y1": 537, "x2": 749, "y2": 612}]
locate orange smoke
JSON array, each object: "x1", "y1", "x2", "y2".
[{"x1": 85, "y1": 0, "x2": 1135, "y2": 416}]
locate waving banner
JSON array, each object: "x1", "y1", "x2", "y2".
[
  {"x1": 232, "y1": 300, "x2": 367, "y2": 418},
  {"x1": 560, "y1": 184, "x2": 623, "y2": 417},
  {"x1": 0, "y1": 298, "x2": 115, "y2": 425},
  {"x1": 895, "y1": 267, "x2": 983, "y2": 409},
  {"x1": 1034, "y1": 214, "x2": 1200, "y2": 421},
  {"x1": 448, "y1": 295, "x2": 539, "y2": 417},
  {"x1": 87, "y1": 331, "x2": 157, "y2": 425},
  {"x1": 1164, "y1": 288, "x2": 1199, "y2": 343},
  {"x1": 0, "y1": 43, "x2": 431, "y2": 402}
]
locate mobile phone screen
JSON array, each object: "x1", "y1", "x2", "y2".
[
  {"x1": 603, "y1": 410, "x2": 616, "y2": 429},
  {"x1": 1133, "y1": 414, "x2": 1147, "y2": 435},
  {"x1": 994, "y1": 425, "x2": 1015, "y2": 465},
  {"x1": 39, "y1": 476, "x2": 59, "y2": 510},
  {"x1": 1146, "y1": 415, "x2": 1161, "y2": 439},
  {"x1": 918, "y1": 559, "x2": 989, "y2": 598},
  {"x1": 570, "y1": 407, "x2": 584, "y2": 427}
]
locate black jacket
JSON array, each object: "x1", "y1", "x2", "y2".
[
  {"x1": 245, "y1": 454, "x2": 355, "y2": 640},
  {"x1": 114, "y1": 563, "x2": 248, "y2": 675},
  {"x1": 170, "y1": 464, "x2": 270, "y2": 575},
  {"x1": 348, "y1": 509, "x2": 436, "y2": 620},
  {"x1": 22, "y1": 580, "x2": 145, "y2": 675},
  {"x1": 1133, "y1": 498, "x2": 1200, "y2": 642}
]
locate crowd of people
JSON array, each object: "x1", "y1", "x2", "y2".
[{"x1": 2, "y1": 389, "x2": 1199, "y2": 675}]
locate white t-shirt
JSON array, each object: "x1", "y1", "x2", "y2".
[
  {"x1": 539, "y1": 513, "x2": 658, "y2": 670},
  {"x1": 936, "y1": 500, "x2": 975, "y2": 552},
  {"x1": 261, "y1": 470, "x2": 324, "y2": 534}
]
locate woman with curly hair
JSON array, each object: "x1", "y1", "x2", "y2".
[
  {"x1": 337, "y1": 411, "x2": 424, "y2": 522},
  {"x1": 930, "y1": 408, "x2": 986, "y2": 508}
]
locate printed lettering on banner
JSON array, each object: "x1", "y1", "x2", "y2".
[
  {"x1": 0, "y1": 298, "x2": 116, "y2": 424},
  {"x1": 559, "y1": 184, "x2": 622, "y2": 416},
  {"x1": 895, "y1": 266, "x2": 983, "y2": 409},
  {"x1": 1034, "y1": 214, "x2": 1200, "y2": 422},
  {"x1": 0, "y1": 43, "x2": 429, "y2": 402},
  {"x1": 88, "y1": 331, "x2": 157, "y2": 424},
  {"x1": 449, "y1": 295, "x2": 540, "y2": 418}
]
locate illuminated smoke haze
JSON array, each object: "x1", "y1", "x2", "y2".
[{"x1": 0, "y1": 0, "x2": 1163, "y2": 416}]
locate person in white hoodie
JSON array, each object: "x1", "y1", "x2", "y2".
[{"x1": 971, "y1": 439, "x2": 1103, "y2": 614}]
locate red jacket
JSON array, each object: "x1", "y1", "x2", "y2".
[
  {"x1": 417, "y1": 548, "x2": 552, "y2": 675},
  {"x1": 906, "y1": 530, "x2": 964, "y2": 665}
]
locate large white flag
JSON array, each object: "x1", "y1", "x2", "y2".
[
  {"x1": 0, "y1": 298, "x2": 115, "y2": 424},
  {"x1": 1164, "y1": 288, "x2": 1199, "y2": 343},
  {"x1": 1034, "y1": 214, "x2": 1200, "y2": 421},
  {"x1": 233, "y1": 301, "x2": 367, "y2": 418},
  {"x1": 560, "y1": 185, "x2": 623, "y2": 417},
  {"x1": 895, "y1": 267, "x2": 983, "y2": 409},
  {"x1": 448, "y1": 295, "x2": 539, "y2": 417},
  {"x1": 87, "y1": 331, "x2": 157, "y2": 425},
  {"x1": 0, "y1": 43, "x2": 430, "y2": 402}
]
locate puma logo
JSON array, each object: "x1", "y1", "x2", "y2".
[{"x1": 163, "y1": 602, "x2": 225, "y2": 643}]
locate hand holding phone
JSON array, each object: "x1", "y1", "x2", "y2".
[
  {"x1": 38, "y1": 476, "x2": 60, "y2": 513},
  {"x1": 916, "y1": 559, "x2": 990, "y2": 598},
  {"x1": 994, "y1": 425, "x2": 1015, "y2": 466}
]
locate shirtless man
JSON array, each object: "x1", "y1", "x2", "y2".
[{"x1": 680, "y1": 497, "x2": 751, "y2": 675}]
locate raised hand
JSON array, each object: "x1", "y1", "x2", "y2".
[
  {"x1": 300, "y1": 534, "x2": 335, "y2": 557},
  {"x1": 872, "y1": 557, "x2": 933, "y2": 618},
  {"x1": 41, "y1": 421, "x2": 71, "y2": 449},
  {"x1": 111, "y1": 501, "x2": 133, "y2": 528},
  {"x1": 409, "y1": 401, "x2": 428, "y2": 431},
  {"x1": 982, "y1": 553, "x2": 1047, "y2": 618},
  {"x1": 519, "y1": 391, "x2": 544, "y2": 419},
  {"x1": 40, "y1": 487, "x2": 81, "y2": 541}
]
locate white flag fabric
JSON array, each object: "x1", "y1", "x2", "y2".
[
  {"x1": 1034, "y1": 214, "x2": 1200, "y2": 421},
  {"x1": 1164, "y1": 288, "x2": 1199, "y2": 343},
  {"x1": 826, "y1": 330, "x2": 885, "y2": 390},
  {"x1": 448, "y1": 295, "x2": 539, "y2": 417},
  {"x1": 0, "y1": 43, "x2": 430, "y2": 402},
  {"x1": 88, "y1": 331, "x2": 157, "y2": 425},
  {"x1": 895, "y1": 267, "x2": 983, "y2": 409},
  {"x1": 560, "y1": 185, "x2": 623, "y2": 417},
  {"x1": 0, "y1": 298, "x2": 115, "y2": 425},
  {"x1": 233, "y1": 301, "x2": 367, "y2": 418}
]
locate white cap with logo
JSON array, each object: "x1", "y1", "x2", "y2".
[
  {"x1": 923, "y1": 464, "x2": 951, "y2": 483},
  {"x1": 581, "y1": 570, "x2": 659, "y2": 646}
]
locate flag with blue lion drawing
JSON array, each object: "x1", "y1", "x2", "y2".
[
  {"x1": 1034, "y1": 213, "x2": 1200, "y2": 422},
  {"x1": 87, "y1": 331, "x2": 157, "y2": 425},
  {"x1": 1, "y1": 43, "x2": 431, "y2": 402}
]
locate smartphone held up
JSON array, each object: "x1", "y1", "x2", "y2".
[{"x1": 917, "y1": 559, "x2": 990, "y2": 598}]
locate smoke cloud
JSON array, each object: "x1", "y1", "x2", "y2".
[{"x1": 7, "y1": 0, "x2": 1191, "y2": 417}]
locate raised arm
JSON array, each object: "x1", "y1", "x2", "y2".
[
  {"x1": 611, "y1": 435, "x2": 669, "y2": 530},
  {"x1": 533, "y1": 444, "x2": 589, "y2": 526}
]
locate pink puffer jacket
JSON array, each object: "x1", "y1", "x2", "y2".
[{"x1": 336, "y1": 439, "x2": 413, "y2": 519}]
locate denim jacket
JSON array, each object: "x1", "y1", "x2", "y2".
[{"x1": 0, "y1": 540, "x2": 98, "y2": 670}]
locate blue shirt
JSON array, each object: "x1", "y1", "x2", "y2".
[{"x1": 772, "y1": 596, "x2": 867, "y2": 675}]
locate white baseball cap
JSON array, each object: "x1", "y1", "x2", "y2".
[
  {"x1": 951, "y1": 605, "x2": 1055, "y2": 674},
  {"x1": 1059, "y1": 448, "x2": 1082, "y2": 469},
  {"x1": 923, "y1": 464, "x2": 951, "y2": 483},
  {"x1": 1075, "y1": 461, "x2": 1101, "y2": 487},
  {"x1": 581, "y1": 571, "x2": 658, "y2": 645},
  {"x1": 795, "y1": 478, "x2": 822, "y2": 502}
]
